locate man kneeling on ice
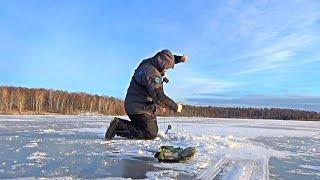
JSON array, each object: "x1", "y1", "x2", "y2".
[{"x1": 105, "y1": 49, "x2": 187, "y2": 140}]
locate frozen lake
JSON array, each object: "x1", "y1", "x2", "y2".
[{"x1": 0, "y1": 115, "x2": 319, "y2": 179}]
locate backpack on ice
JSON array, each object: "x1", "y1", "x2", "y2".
[{"x1": 154, "y1": 146, "x2": 196, "y2": 163}]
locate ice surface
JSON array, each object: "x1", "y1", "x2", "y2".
[{"x1": 0, "y1": 115, "x2": 319, "y2": 179}]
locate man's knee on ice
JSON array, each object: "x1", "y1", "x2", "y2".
[
  {"x1": 148, "y1": 129, "x2": 158, "y2": 139},
  {"x1": 146, "y1": 119, "x2": 158, "y2": 139}
]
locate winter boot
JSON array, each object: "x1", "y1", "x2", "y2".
[{"x1": 105, "y1": 117, "x2": 120, "y2": 140}]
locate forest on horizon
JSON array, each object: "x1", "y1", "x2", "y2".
[{"x1": 0, "y1": 86, "x2": 319, "y2": 121}]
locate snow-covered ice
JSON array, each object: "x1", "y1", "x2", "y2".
[{"x1": 0, "y1": 115, "x2": 319, "y2": 179}]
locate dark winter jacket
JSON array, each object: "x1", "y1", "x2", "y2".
[{"x1": 125, "y1": 50, "x2": 181, "y2": 115}]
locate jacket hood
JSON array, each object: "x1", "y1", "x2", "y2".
[{"x1": 150, "y1": 49, "x2": 175, "y2": 72}]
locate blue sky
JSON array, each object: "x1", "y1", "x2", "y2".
[{"x1": 1, "y1": 0, "x2": 320, "y2": 111}]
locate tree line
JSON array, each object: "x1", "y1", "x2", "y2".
[
  {"x1": 0, "y1": 86, "x2": 125, "y2": 115},
  {"x1": 0, "y1": 86, "x2": 319, "y2": 120},
  {"x1": 175, "y1": 105, "x2": 320, "y2": 120}
]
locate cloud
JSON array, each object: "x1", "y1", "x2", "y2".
[
  {"x1": 233, "y1": 0, "x2": 320, "y2": 74},
  {"x1": 186, "y1": 94, "x2": 320, "y2": 112},
  {"x1": 192, "y1": 92, "x2": 235, "y2": 98},
  {"x1": 165, "y1": 65, "x2": 239, "y2": 100},
  {"x1": 188, "y1": 77, "x2": 238, "y2": 94},
  {"x1": 236, "y1": 34, "x2": 310, "y2": 74},
  {"x1": 195, "y1": 0, "x2": 320, "y2": 75}
]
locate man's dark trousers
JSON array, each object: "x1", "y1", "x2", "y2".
[{"x1": 116, "y1": 113, "x2": 158, "y2": 140}]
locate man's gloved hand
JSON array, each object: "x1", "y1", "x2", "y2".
[
  {"x1": 146, "y1": 96, "x2": 153, "y2": 103},
  {"x1": 174, "y1": 55, "x2": 188, "y2": 64},
  {"x1": 181, "y1": 55, "x2": 188, "y2": 62},
  {"x1": 177, "y1": 103, "x2": 183, "y2": 113}
]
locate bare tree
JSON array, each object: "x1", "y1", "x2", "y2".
[
  {"x1": 16, "y1": 89, "x2": 26, "y2": 114},
  {"x1": 35, "y1": 90, "x2": 44, "y2": 114},
  {"x1": 0, "y1": 87, "x2": 10, "y2": 112},
  {"x1": 9, "y1": 90, "x2": 14, "y2": 112}
]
